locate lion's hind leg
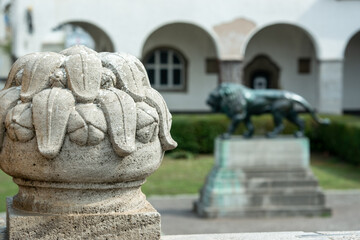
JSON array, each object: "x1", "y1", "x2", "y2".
[
  {"x1": 266, "y1": 110, "x2": 285, "y2": 138},
  {"x1": 286, "y1": 111, "x2": 305, "y2": 138}
]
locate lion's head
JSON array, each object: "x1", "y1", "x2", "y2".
[{"x1": 207, "y1": 83, "x2": 247, "y2": 117}]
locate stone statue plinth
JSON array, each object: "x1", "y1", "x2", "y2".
[
  {"x1": 0, "y1": 46, "x2": 177, "y2": 239},
  {"x1": 195, "y1": 136, "x2": 331, "y2": 218}
]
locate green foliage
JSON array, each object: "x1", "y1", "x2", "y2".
[
  {"x1": 0, "y1": 170, "x2": 18, "y2": 212},
  {"x1": 167, "y1": 150, "x2": 195, "y2": 160},
  {"x1": 171, "y1": 113, "x2": 360, "y2": 165},
  {"x1": 310, "y1": 115, "x2": 360, "y2": 165},
  {"x1": 0, "y1": 40, "x2": 12, "y2": 56},
  {"x1": 142, "y1": 155, "x2": 214, "y2": 196},
  {"x1": 311, "y1": 153, "x2": 360, "y2": 189}
]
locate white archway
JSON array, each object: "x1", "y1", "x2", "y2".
[
  {"x1": 42, "y1": 21, "x2": 115, "y2": 53},
  {"x1": 142, "y1": 22, "x2": 219, "y2": 112},
  {"x1": 243, "y1": 23, "x2": 318, "y2": 107},
  {"x1": 343, "y1": 30, "x2": 360, "y2": 112}
]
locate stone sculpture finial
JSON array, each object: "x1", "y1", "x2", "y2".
[{"x1": 0, "y1": 45, "x2": 177, "y2": 239}]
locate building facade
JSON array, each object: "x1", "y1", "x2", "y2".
[{"x1": 1, "y1": 0, "x2": 360, "y2": 114}]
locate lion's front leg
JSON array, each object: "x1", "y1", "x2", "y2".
[
  {"x1": 243, "y1": 116, "x2": 254, "y2": 138},
  {"x1": 222, "y1": 113, "x2": 245, "y2": 139}
]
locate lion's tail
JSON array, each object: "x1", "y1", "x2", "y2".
[{"x1": 288, "y1": 93, "x2": 330, "y2": 125}]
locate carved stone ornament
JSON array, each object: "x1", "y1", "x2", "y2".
[{"x1": 0, "y1": 46, "x2": 177, "y2": 239}]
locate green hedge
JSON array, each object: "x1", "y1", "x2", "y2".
[{"x1": 170, "y1": 114, "x2": 360, "y2": 165}]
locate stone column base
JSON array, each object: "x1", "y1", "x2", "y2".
[{"x1": 6, "y1": 197, "x2": 160, "y2": 240}]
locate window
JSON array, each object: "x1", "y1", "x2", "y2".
[
  {"x1": 298, "y1": 58, "x2": 311, "y2": 74},
  {"x1": 206, "y1": 58, "x2": 219, "y2": 74},
  {"x1": 144, "y1": 48, "x2": 186, "y2": 91}
]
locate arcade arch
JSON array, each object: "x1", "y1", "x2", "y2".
[
  {"x1": 142, "y1": 22, "x2": 219, "y2": 111},
  {"x1": 343, "y1": 30, "x2": 360, "y2": 112},
  {"x1": 42, "y1": 21, "x2": 114, "y2": 53},
  {"x1": 244, "y1": 23, "x2": 318, "y2": 107}
]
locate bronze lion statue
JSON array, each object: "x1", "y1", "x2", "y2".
[{"x1": 207, "y1": 83, "x2": 330, "y2": 139}]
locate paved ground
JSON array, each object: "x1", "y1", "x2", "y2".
[
  {"x1": 148, "y1": 190, "x2": 360, "y2": 236},
  {"x1": 1, "y1": 190, "x2": 359, "y2": 238}
]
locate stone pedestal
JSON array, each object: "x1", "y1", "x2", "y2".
[
  {"x1": 7, "y1": 197, "x2": 160, "y2": 240},
  {"x1": 0, "y1": 46, "x2": 177, "y2": 239},
  {"x1": 195, "y1": 136, "x2": 331, "y2": 218}
]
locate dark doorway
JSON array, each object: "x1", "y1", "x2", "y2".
[{"x1": 243, "y1": 55, "x2": 280, "y2": 89}]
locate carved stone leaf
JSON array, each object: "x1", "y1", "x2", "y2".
[
  {"x1": 4, "y1": 52, "x2": 42, "y2": 89},
  {"x1": 144, "y1": 88, "x2": 177, "y2": 151},
  {"x1": 0, "y1": 87, "x2": 21, "y2": 149},
  {"x1": 20, "y1": 52, "x2": 65, "y2": 102},
  {"x1": 97, "y1": 88, "x2": 136, "y2": 156},
  {"x1": 32, "y1": 88, "x2": 75, "y2": 159},
  {"x1": 122, "y1": 53, "x2": 151, "y2": 88},
  {"x1": 100, "y1": 52, "x2": 145, "y2": 101},
  {"x1": 5, "y1": 102, "x2": 34, "y2": 142},
  {"x1": 65, "y1": 53, "x2": 102, "y2": 103}
]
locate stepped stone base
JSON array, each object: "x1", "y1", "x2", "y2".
[
  {"x1": 195, "y1": 136, "x2": 331, "y2": 218},
  {"x1": 6, "y1": 197, "x2": 160, "y2": 240}
]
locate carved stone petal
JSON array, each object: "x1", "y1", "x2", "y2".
[
  {"x1": 32, "y1": 88, "x2": 75, "y2": 159},
  {"x1": 4, "y1": 53, "x2": 42, "y2": 89},
  {"x1": 100, "y1": 52, "x2": 145, "y2": 101},
  {"x1": 144, "y1": 88, "x2": 177, "y2": 151},
  {"x1": 69, "y1": 126, "x2": 88, "y2": 146},
  {"x1": 67, "y1": 110, "x2": 86, "y2": 133},
  {"x1": 76, "y1": 104, "x2": 107, "y2": 132},
  {"x1": 87, "y1": 125, "x2": 105, "y2": 146},
  {"x1": 97, "y1": 88, "x2": 136, "y2": 156},
  {"x1": 65, "y1": 53, "x2": 102, "y2": 103},
  {"x1": 14, "y1": 124, "x2": 34, "y2": 142},
  {"x1": 136, "y1": 102, "x2": 159, "y2": 144},
  {"x1": 136, "y1": 102, "x2": 159, "y2": 129},
  {"x1": 67, "y1": 105, "x2": 106, "y2": 146},
  {"x1": 5, "y1": 102, "x2": 34, "y2": 142},
  {"x1": 0, "y1": 87, "x2": 21, "y2": 149},
  {"x1": 68, "y1": 109, "x2": 87, "y2": 146},
  {"x1": 21, "y1": 52, "x2": 65, "y2": 102},
  {"x1": 136, "y1": 122, "x2": 158, "y2": 144},
  {"x1": 11, "y1": 102, "x2": 33, "y2": 129}
]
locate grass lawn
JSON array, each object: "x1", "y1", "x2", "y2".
[{"x1": 0, "y1": 153, "x2": 360, "y2": 212}]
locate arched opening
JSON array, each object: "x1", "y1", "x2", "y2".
[
  {"x1": 42, "y1": 21, "x2": 114, "y2": 53},
  {"x1": 142, "y1": 22, "x2": 219, "y2": 112},
  {"x1": 243, "y1": 23, "x2": 318, "y2": 107},
  {"x1": 244, "y1": 55, "x2": 280, "y2": 89},
  {"x1": 343, "y1": 31, "x2": 360, "y2": 113}
]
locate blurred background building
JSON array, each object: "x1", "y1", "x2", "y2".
[{"x1": 0, "y1": 0, "x2": 359, "y2": 114}]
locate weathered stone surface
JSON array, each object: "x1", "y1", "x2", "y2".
[
  {"x1": 7, "y1": 198, "x2": 160, "y2": 240},
  {"x1": 162, "y1": 232, "x2": 360, "y2": 240},
  {"x1": 0, "y1": 45, "x2": 177, "y2": 239},
  {"x1": 195, "y1": 137, "x2": 330, "y2": 218}
]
